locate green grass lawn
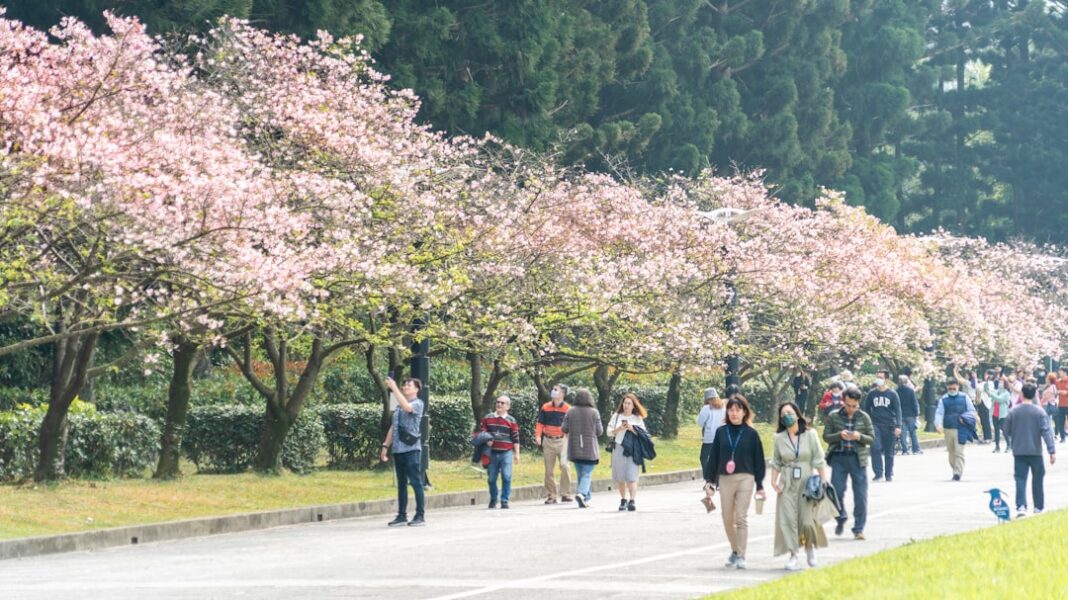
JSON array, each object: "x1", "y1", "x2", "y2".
[
  {"x1": 710, "y1": 509, "x2": 1068, "y2": 598},
  {"x1": 1, "y1": 423, "x2": 713, "y2": 540}
]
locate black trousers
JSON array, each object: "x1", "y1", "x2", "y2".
[{"x1": 1014, "y1": 455, "x2": 1046, "y2": 511}]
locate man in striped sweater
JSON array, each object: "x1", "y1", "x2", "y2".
[
  {"x1": 481, "y1": 396, "x2": 521, "y2": 508},
  {"x1": 535, "y1": 384, "x2": 573, "y2": 503}
]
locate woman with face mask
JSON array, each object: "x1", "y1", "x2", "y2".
[{"x1": 769, "y1": 402, "x2": 830, "y2": 571}]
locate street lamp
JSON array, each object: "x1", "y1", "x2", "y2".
[{"x1": 695, "y1": 207, "x2": 764, "y2": 387}]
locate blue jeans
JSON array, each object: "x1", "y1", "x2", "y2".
[
  {"x1": 487, "y1": 450, "x2": 514, "y2": 503},
  {"x1": 573, "y1": 462, "x2": 596, "y2": 500},
  {"x1": 870, "y1": 424, "x2": 896, "y2": 478},
  {"x1": 394, "y1": 450, "x2": 425, "y2": 519},
  {"x1": 830, "y1": 452, "x2": 868, "y2": 533},
  {"x1": 898, "y1": 417, "x2": 920, "y2": 453},
  {"x1": 1014, "y1": 455, "x2": 1045, "y2": 511}
]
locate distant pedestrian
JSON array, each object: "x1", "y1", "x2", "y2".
[
  {"x1": 823, "y1": 388, "x2": 874, "y2": 540},
  {"x1": 1004, "y1": 383, "x2": 1056, "y2": 517},
  {"x1": 988, "y1": 375, "x2": 1013, "y2": 452},
  {"x1": 976, "y1": 370, "x2": 999, "y2": 445},
  {"x1": 897, "y1": 375, "x2": 922, "y2": 455},
  {"x1": 703, "y1": 396, "x2": 766, "y2": 570},
  {"x1": 535, "y1": 384, "x2": 573, "y2": 504},
  {"x1": 1040, "y1": 373, "x2": 1058, "y2": 428},
  {"x1": 792, "y1": 367, "x2": 812, "y2": 416},
  {"x1": 480, "y1": 395, "x2": 521, "y2": 509},
  {"x1": 863, "y1": 370, "x2": 901, "y2": 481},
  {"x1": 818, "y1": 382, "x2": 845, "y2": 422},
  {"x1": 381, "y1": 377, "x2": 426, "y2": 527},
  {"x1": 1055, "y1": 369, "x2": 1068, "y2": 442},
  {"x1": 770, "y1": 402, "x2": 829, "y2": 571},
  {"x1": 697, "y1": 387, "x2": 726, "y2": 475},
  {"x1": 935, "y1": 379, "x2": 977, "y2": 481},
  {"x1": 562, "y1": 389, "x2": 603, "y2": 508},
  {"x1": 608, "y1": 393, "x2": 647, "y2": 511}
]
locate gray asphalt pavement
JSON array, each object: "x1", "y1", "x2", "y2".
[{"x1": 2, "y1": 442, "x2": 1065, "y2": 599}]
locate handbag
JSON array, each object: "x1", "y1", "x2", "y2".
[
  {"x1": 605, "y1": 439, "x2": 617, "y2": 452},
  {"x1": 398, "y1": 426, "x2": 420, "y2": 446},
  {"x1": 802, "y1": 474, "x2": 824, "y2": 502}
]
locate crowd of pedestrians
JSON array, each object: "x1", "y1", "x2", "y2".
[{"x1": 376, "y1": 365, "x2": 1059, "y2": 571}]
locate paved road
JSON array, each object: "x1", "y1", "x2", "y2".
[{"x1": 2, "y1": 443, "x2": 1065, "y2": 599}]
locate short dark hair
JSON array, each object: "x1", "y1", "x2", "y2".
[
  {"x1": 725, "y1": 384, "x2": 742, "y2": 398},
  {"x1": 724, "y1": 396, "x2": 753, "y2": 425},
  {"x1": 775, "y1": 402, "x2": 808, "y2": 433},
  {"x1": 555, "y1": 383, "x2": 569, "y2": 399},
  {"x1": 829, "y1": 381, "x2": 844, "y2": 391},
  {"x1": 1022, "y1": 383, "x2": 1037, "y2": 400},
  {"x1": 572, "y1": 388, "x2": 595, "y2": 408},
  {"x1": 844, "y1": 388, "x2": 863, "y2": 401},
  {"x1": 876, "y1": 370, "x2": 891, "y2": 379}
]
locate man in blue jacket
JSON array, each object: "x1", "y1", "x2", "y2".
[{"x1": 935, "y1": 378, "x2": 977, "y2": 481}]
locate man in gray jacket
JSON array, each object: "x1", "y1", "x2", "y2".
[{"x1": 1004, "y1": 383, "x2": 1056, "y2": 518}]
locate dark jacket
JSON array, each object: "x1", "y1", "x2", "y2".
[
  {"x1": 958, "y1": 412, "x2": 979, "y2": 445},
  {"x1": 703, "y1": 423, "x2": 766, "y2": 490},
  {"x1": 469, "y1": 431, "x2": 493, "y2": 467},
  {"x1": 822, "y1": 408, "x2": 875, "y2": 467},
  {"x1": 621, "y1": 426, "x2": 656, "y2": 473},
  {"x1": 562, "y1": 406, "x2": 603, "y2": 463},
  {"x1": 898, "y1": 385, "x2": 920, "y2": 419}
]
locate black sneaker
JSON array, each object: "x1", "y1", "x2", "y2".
[
  {"x1": 488, "y1": 500, "x2": 497, "y2": 509},
  {"x1": 834, "y1": 520, "x2": 845, "y2": 536},
  {"x1": 387, "y1": 516, "x2": 407, "y2": 527},
  {"x1": 627, "y1": 499, "x2": 636, "y2": 511},
  {"x1": 873, "y1": 475, "x2": 883, "y2": 482},
  {"x1": 501, "y1": 502, "x2": 509, "y2": 509},
  {"x1": 408, "y1": 515, "x2": 426, "y2": 527},
  {"x1": 619, "y1": 499, "x2": 628, "y2": 511},
  {"x1": 952, "y1": 474, "x2": 961, "y2": 481},
  {"x1": 576, "y1": 495, "x2": 588, "y2": 508},
  {"x1": 885, "y1": 476, "x2": 893, "y2": 482}
]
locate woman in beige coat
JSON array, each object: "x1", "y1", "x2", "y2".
[{"x1": 769, "y1": 401, "x2": 829, "y2": 571}]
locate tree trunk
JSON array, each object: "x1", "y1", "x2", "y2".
[
  {"x1": 255, "y1": 403, "x2": 293, "y2": 474},
  {"x1": 467, "y1": 351, "x2": 482, "y2": 423},
  {"x1": 593, "y1": 365, "x2": 621, "y2": 417},
  {"x1": 478, "y1": 359, "x2": 509, "y2": 417},
  {"x1": 662, "y1": 370, "x2": 682, "y2": 439},
  {"x1": 532, "y1": 362, "x2": 550, "y2": 403},
  {"x1": 35, "y1": 332, "x2": 98, "y2": 482},
  {"x1": 154, "y1": 337, "x2": 199, "y2": 479}
]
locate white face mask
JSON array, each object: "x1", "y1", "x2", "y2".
[
  {"x1": 550, "y1": 389, "x2": 560, "y2": 399},
  {"x1": 874, "y1": 378, "x2": 885, "y2": 387}
]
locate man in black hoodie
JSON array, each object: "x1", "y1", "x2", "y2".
[
  {"x1": 896, "y1": 375, "x2": 922, "y2": 455},
  {"x1": 863, "y1": 370, "x2": 902, "y2": 481}
]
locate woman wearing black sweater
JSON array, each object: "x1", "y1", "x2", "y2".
[{"x1": 703, "y1": 396, "x2": 766, "y2": 570}]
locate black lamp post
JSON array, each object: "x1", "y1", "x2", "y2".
[{"x1": 409, "y1": 318, "x2": 430, "y2": 486}]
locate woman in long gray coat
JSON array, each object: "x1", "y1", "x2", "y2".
[
  {"x1": 769, "y1": 402, "x2": 829, "y2": 571},
  {"x1": 562, "y1": 389, "x2": 603, "y2": 508}
]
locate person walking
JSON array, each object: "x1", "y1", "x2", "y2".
[
  {"x1": 792, "y1": 367, "x2": 812, "y2": 417},
  {"x1": 935, "y1": 379, "x2": 977, "y2": 481},
  {"x1": 823, "y1": 387, "x2": 874, "y2": 540},
  {"x1": 608, "y1": 393, "x2": 647, "y2": 511},
  {"x1": 1004, "y1": 383, "x2": 1056, "y2": 517},
  {"x1": 818, "y1": 382, "x2": 845, "y2": 422},
  {"x1": 973, "y1": 370, "x2": 995, "y2": 444},
  {"x1": 770, "y1": 402, "x2": 829, "y2": 571},
  {"x1": 480, "y1": 395, "x2": 521, "y2": 509},
  {"x1": 1055, "y1": 368, "x2": 1068, "y2": 443},
  {"x1": 988, "y1": 375, "x2": 1013, "y2": 452},
  {"x1": 535, "y1": 384, "x2": 573, "y2": 504},
  {"x1": 562, "y1": 389, "x2": 603, "y2": 508},
  {"x1": 697, "y1": 388, "x2": 726, "y2": 475},
  {"x1": 863, "y1": 370, "x2": 901, "y2": 481},
  {"x1": 896, "y1": 375, "x2": 922, "y2": 455},
  {"x1": 703, "y1": 396, "x2": 766, "y2": 570},
  {"x1": 1040, "y1": 373, "x2": 1058, "y2": 428},
  {"x1": 380, "y1": 377, "x2": 426, "y2": 527}
]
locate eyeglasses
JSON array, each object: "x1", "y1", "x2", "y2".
[{"x1": 496, "y1": 401, "x2": 509, "y2": 405}]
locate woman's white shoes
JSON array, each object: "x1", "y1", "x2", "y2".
[
  {"x1": 785, "y1": 554, "x2": 801, "y2": 571},
  {"x1": 805, "y1": 547, "x2": 818, "y2": 567}
]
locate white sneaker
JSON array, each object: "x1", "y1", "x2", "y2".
[
  {"x1": 1016, "y1": 506, "x2": 1027, "y2": 519},
  {"x1": 785, "y1": 554, "x2": 801, "y2": 571},
  {"x1": 724, "y1": 552, "x2": 738, "y2": 567},
  {"x1": 1034, "y1": 508, "x2": 1044, "y2": 515},
  {"x1": 805, "y1": 546, "x2": 818, "y2": 567},
  {"x1": 735, "y1": 557, "x2": 747, "y2": 570}
]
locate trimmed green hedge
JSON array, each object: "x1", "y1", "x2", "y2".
[
  {"x1": 0, "y1": 405, "x2": 159, "y2": 481},
  {"x1": 181, "y1": 405, "x2": 323, "y2": 474},
  {"x1": 319, "y1": 403, "x2": 382, "y2": 468},
  {"x1": 610, "y1": 386, "x2": 668, "y2": 436}
]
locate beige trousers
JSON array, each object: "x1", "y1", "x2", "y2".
[
  {"x1": 542, "y1": 436, "x2": 572, "y2": 498},
  {"x1": 944, "y1": 429, "x2": 966, "y2": 476},
  {"x1": 719, "y1": 473, "x2": 755, "y2": 558}
]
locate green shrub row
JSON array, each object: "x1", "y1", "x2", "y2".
[
  {"x1": 0, "y1": 405, "x2": 159, "y2": 481},
  {"x1": 181, "y1": 405, "x2": 323, "y2": 474}
]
